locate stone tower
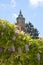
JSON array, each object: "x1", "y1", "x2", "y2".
[{"x1": 16, "y1": 10, "x2": 25, "y2": 31}]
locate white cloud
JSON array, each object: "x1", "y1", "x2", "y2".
[
  {"x1": 0, "y1": 0, "x2": 16, "y2": 9},
  {"x1": 10, "y1": 0, "x2": 16, "y2": 7},
  {"x1": 12, "y1": 13, "x2": 18, "y2": 18},
  {"x1": 11, "y1": 13, "x2": 18, "y2": 23},
  {"x1": 29, "y1": 0, "x2": 43, "y2": 7}
]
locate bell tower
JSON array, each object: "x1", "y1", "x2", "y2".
[{"x1": 16, "y1": 10, "x2": 25, "y2": 31}]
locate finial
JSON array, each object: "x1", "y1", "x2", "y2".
[{"x1": 20, "y1": 9, "x2": 22, "y2": 15}]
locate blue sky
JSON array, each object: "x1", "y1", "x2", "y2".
[{"x1": 0, "y1": 0, "x2": 43, "y2": 37}]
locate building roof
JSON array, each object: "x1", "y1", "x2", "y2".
[{"x1": 18, "y1": 10, "x2": 23, "y2": 18}]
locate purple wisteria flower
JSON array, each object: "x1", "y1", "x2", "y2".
[
  {"x1": 25, "y1": 44, "x2": 29, "y2": 53},
  {"x1": 8, "y1": 45, "x2": 15, "y2": 53},
  {"x1": 0, "y1": 47, "x2": 3, "y2": 52},
  {"x1": 11, "y1": 45, "x2": 15, "y2": 52},
  {"x1": 37, "y1": 53, "x2": 40, "y2": 61},
  {"x1": 15, "y1": 30, "x2": 19, "y2": 35}
]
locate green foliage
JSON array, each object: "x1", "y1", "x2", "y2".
[
  {"x1": 0, "y1": 19, "x2": 43, "y2": 65},
  {"x1": 25, "y1": 22, "x2": 39, "y2": 39}
]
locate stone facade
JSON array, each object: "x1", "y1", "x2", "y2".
[{"x1": 16, "y1": 10, "x2": 25, "y2": 31}]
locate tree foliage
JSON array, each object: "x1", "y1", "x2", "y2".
[
  {"x1": 25, "y1": 22, "x2": 39, "y2": 39},
  {"x1": 0, "y1": 19, "x2": 43, "y2": 65}
]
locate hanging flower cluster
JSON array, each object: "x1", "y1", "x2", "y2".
[
  {"x1": 25, "y1": 44, "x2": 29, "y2": 53},
  {"x1": 0, "y1": 47, "x2": 3, "y2": 52},
  {"x1": 37, "y1": 53, "x2": 40, "y2": 61}
]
